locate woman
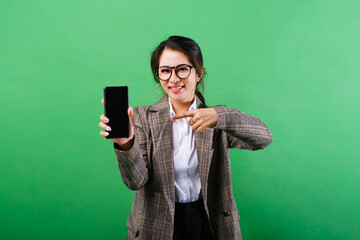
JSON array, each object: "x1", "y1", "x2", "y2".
[{"x1": 99, "y1": 36, "x2": 273, "y2": 240}]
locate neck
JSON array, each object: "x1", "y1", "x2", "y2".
[{"x1": 170, "y1": 97, "x2": 195, "y2": 114}]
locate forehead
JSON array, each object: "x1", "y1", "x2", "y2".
[{"x1": 159, "y1": 48, "x2": 190, "y2": 67}]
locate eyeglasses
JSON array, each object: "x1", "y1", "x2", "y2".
[{"x1": 156, "y1": 64, "x2": 194, "y2": 81}]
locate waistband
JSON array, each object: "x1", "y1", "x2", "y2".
[{"x1": 175, "y1": 200, "x2": 204, "y2": 209}]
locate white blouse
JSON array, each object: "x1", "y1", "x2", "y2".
[{"x1": 169, "y1": 98, "x2": 201, "y2": 203}]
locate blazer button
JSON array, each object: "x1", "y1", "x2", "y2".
[{"x1": 223, "y1": 210, "x2": 231, "y2": 217}]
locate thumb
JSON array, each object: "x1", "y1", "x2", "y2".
[
  {"x1": 127, "y1": 106, "x2": 135, "y2": 139},
  {"x1": 128, "y1": 106, "x2": 135, "y2": 128}
]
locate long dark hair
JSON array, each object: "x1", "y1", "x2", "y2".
[{"x1": 150, "y1": 36, "x2": 206, "y2": 104}]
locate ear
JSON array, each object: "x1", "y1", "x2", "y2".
[{"x1": 196, "y1": 67, "x2": 205, "y2": 81}]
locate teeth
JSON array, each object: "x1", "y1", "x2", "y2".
[{"x1": 172, "y1": 86, "x2": 183, "y2": 90}]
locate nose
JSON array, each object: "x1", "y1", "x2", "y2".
[{"x1": 169, "y1": 68, "x2": 180, "y2": 83}]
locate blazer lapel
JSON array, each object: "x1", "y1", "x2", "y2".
[
  {"x1": 194, "y1": 95, "x2": 214, "y2": 204},
  {"x1": 148, "y1": 95, "x2": 176, "y2": 218}
]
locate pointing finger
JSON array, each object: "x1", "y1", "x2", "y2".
[{"x1": 172, "y1": 110, "x2": 196, "y2": 120}]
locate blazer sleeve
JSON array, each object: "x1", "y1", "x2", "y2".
[
  {"x1": 113, "y1": 106, "x2": 150, "y2": 190},
  {"x1": 212, "y1": 105, "x2": 273, "y2": 150}
]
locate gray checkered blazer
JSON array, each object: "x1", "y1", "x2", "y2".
[{"x1": 114, "y1": 94, "x2": 272, "y2": 239}]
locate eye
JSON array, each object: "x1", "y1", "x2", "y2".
[
  {"x1": 177, "y1": 66, "x2": 190, "y2": 72},
  {"x1": 160, "y1": 68, "x2": 170, "y2": 73}
]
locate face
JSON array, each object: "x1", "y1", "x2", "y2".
[{"x1": 158, "y1": 48, "x2": 200, "y2": 104}]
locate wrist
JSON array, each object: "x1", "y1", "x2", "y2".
[{"x1": 114, "y1": 137, "x2": 134, "y2": 151}]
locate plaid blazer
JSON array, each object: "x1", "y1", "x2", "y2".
[{"x1": 114, "y1": 95, "x2": 272, "y2": 240}]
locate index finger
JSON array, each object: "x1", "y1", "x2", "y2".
[{"x1": 172, "y1": 110, "x2": 196, "y2": 120}]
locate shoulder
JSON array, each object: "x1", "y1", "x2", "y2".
[
  {"x1": 133, "y1": 105, "x2": 152, "y2": 116},
  {"x1": 133, "y1": 95, "x2": 169, "y2": 116}
]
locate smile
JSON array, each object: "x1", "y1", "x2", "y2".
[{"x1": 170, "y1": 86, "x2": 184, "y2": 90}]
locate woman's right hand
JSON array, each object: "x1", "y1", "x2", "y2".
[{"x1": 99, "y1": 99, "x2": 135, "y2": 151}]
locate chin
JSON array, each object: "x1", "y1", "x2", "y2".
[{"x1": 168, "y1": 94, "x2": 194, "y2": 103}]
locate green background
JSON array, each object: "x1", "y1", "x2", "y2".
[{"x1": 1, "y1": 0, "x2": 359, "y2": 239}]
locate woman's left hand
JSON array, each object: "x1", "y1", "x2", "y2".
[{"x1": 172, "y1": 108, "x2": 218, "y2": 132}]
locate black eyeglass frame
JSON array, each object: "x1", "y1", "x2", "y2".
[{"x1": 156, "y1": 64, "x2": 194, "y2": 81}]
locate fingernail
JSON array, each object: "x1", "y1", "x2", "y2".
[
  {"x1": 105, "y1": 118, "x2": 109, "y2": 123},
  {"x1": 105, "y1": 132, "x2": 109, "y2": 136},
  {"x1": 106, "y1": 126, "x2": 112, "y2": 131}
]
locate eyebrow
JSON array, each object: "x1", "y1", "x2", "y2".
[{"x1": 158, "y1": 64, "x2": 189, "y2": 68}]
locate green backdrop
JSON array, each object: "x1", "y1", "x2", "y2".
[{"x1": 1, "y1": 0, "x2": 359, "y2": 239}]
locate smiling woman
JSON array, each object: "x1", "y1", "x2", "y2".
[{"x1": 98, "y1": 36, "x2": 273, "y2": 239}]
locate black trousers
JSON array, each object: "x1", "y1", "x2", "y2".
[{"x1": 173, "y1": 200, "x2": 214, "y2": 240}]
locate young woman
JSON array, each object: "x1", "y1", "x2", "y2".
[{"x1": 99, "y1": 36, "x2": 273, "y2": 240}]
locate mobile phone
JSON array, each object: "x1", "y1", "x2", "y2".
[{"x1": 103, "y1": 86, "x2": 130, "y2": 138}]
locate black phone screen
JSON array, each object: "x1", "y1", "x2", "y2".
[{"x1": 104, "y1": 86, "x2": 130, "y2": 138}]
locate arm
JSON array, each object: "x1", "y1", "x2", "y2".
[
  {"x1": 113, "y1": 107, "x2": 150, "y2": 190},
  {"x1": 213, "y1": 105, "x2": 273, "y2": 150}
]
